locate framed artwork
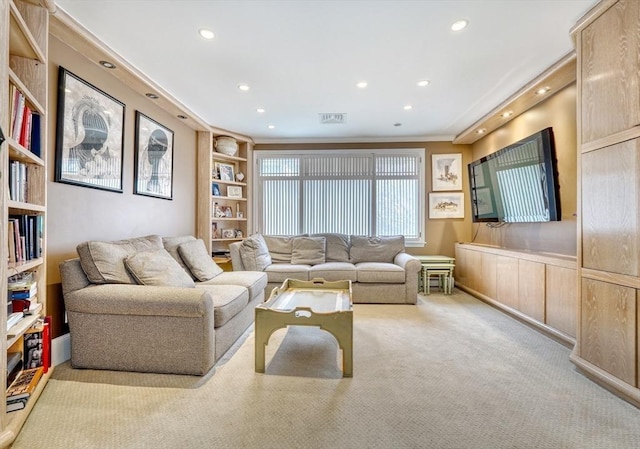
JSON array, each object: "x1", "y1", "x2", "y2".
[
  {"x1": 134, "y1": 111, "x2": 174, "y2": 200},
  {"x1": 55, "y1": 66, "x2": 125, "y2": 192},
  {"x1": 212, "y1": 182, "x2": 221, "y2": 196},
  {"x1": 432, "y1": 153, "x2": 462, "y2": 191},
  {"x1": 429, "y1": 192, "x2": 464, "y2": 219},
  {"x1": 216, "y1": 162, "x2": 235, "y2": 182},
  {"x1": 221, "y1": 229, "x2": 235, "y2": 239},
  {"x1": 227, "y1": 185, "x2": 243, "y2": 198}
]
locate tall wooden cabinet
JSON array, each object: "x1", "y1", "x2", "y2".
[
  {"x1": 196, "y1": 130, "x2": 252, "y2": 262},
  {"x1": 570, "y1": 0, "x2": 640, "y2": 405},
  {"x1": 0, "y1": 0, "x2": 51, "y2": 445}
]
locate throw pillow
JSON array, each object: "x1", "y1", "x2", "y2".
[
  {"x1": 77, "y1": 234, "x2": 163, "y2": 284},
  {"x1": 178, "y1": 239, "x2": 223, "y2": 282},
  {"x1": 349, "y1": 235, "x2": 405, "y2": 264},
  {"x1": 291, "y1": 236, "x2": 326, "y2": 265},
  {"x1": 239, "y1": 234, "x2": 272, "y2": 271},
  {"x1": 162, "y1": 235, "x2": 197, "y2": 277},
  {"x1": 124, "y1": 249, "x2": 195, "y2": 287},
  {"x1": 263, "y1": 235, "x2": 294, "y2": 263},
  {"x1": 311, "y1": 233, "x2": 350, "y2": 262}
]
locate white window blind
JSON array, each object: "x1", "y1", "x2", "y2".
[{"x1": 254, "y1": 149, "x2": 424, "y2": 244}]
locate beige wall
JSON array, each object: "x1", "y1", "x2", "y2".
[
  {"x1": 254, "y1": 141, "x2": 474, "y2": 258},
  {"x1": 46, "y1": 37, "x2": 197, "y2": 335},
  {"x1": 469, "y1": 83, "x2": 578, "y2": 256}
]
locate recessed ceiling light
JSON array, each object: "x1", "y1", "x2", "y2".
[
  {"x1": 417, "y1": 80, "x2": 430, "y2": 87},
  {"x1": 356, "y1": 81, "x2": 368, "y2": 89},
  {"x1": 501, "y1": 111, "x2": 513, "y2": 118},
  {"x1": 476, "y1": 128, "x2": 486, "y2": 135},
  {"x1": 238, "y1": 83, "x2": 250, "y2": 92},
  {"x1": 256, "y1": 108, "x2": 265, "y2": 113},
  {"x1": 404, "y1": 105, "x2": 413, "y2": 110},
  {"x1": 145, "y1": 93, "x2": 159, "y2": 99},
  {"x1": 451, "y1": 19, "x2": 468, "y2": 31},
  {"x1": 535, "y1": 86, "x2": 551, "y2": 95},
  {"x1": 268, "y1": 124, "x2": 275, "y2": 129},
  {"x1": 177, "y1": 114, "x2": 188, "y2": 120},
  {"x1": 394, "y1": 123, "x2": 402, "y2": 127},
  {"x1": 99, "y1": 60, "x2": 116, "y2": 69},
  {"x1": 198, "y1": 28, "x2": 215, "y2": 40}
]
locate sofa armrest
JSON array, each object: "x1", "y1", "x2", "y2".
[
  {"x1": 394, "y1": 252, "x2": 422, "y2": 273},
  {"x1": 63, "y1": 284, "x2": 214, "y2": 318}
]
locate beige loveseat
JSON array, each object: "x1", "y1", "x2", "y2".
[
  {"x1": 60, "y1": 234, "x2": 267, "y2": 375},
  {"x1": 229, "y1": 234, "x2": 421, "y2": 304}
]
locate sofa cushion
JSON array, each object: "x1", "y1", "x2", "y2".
[
  {"x1": 349, "y1": 235, "x2": 405, "y2": 264},
  {"x1": 311, "y1": 233, "x2": 350, "y2": 262},
  {"x1": 199, "y1": 271, "x2": 268, "y2": 300},
  {"x1": 309, "y1": 262, "x2": 357, "y2": 282},
  {"x1": 197, "y1": 285, "x2": 249, "y2": 328},
  {"x1": 178, "y1": 239, "x2": 223, "y2": 281},
  {"x1": 263, "y1": 235, "x2": 294, "y2": 263},
  {"x1": 291, "y1": 236, "x2": 326, "y2": 265},
  {"x1": 162, "y1": 235, "x2": 197, "y2": 277},
  {"x1": 356, "y1": 262, "x2": 405, "y2": 283},
  {"x1": 239, "y1": 234, "x2": 272, "y2": 271},
  {"x1": 264, "y1": 264, "x2": 311, "y2": 283},
  {"x1": 77, "y1": 234, "x2": 164, "y2": 284},
  {"x1": 124, "y1": 249, "x2": 196, "y2": 287}
]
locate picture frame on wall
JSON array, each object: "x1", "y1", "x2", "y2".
[
  {"x1": 133, "y1": 111, "x2": 174, "y2": 200},
  {"x1": 429, "y1": 192, "x2": 464, "y2": 219},
  {"x1": 216, "y1": 162, "x2": 235, "y2": 182},
  {"x1": 54, "y1": 66, "x2": 125, "y2": 193},
  {"x1": 432, "y1": 153, "x2": 463, "y2": 191}
]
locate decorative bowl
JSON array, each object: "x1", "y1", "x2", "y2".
[{"x1": 214, "y1": 136, "x2": 238, "y2": 156}]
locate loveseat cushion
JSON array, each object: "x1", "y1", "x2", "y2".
[
  {"x1": 197, "y1": 285, "x2": 249, "y2": 328},
  {"x1": 263, "y1": 235, "x2": 294, "y2": 263},
  {"x1": 309, "y1": 262, "x2": 357, "y2": 282},
  {"x1": 178, "y1": 239, "x2": 223, "y2": 281},
  {"x1": 199, "y1": 271, "x2": 267, "y2": 299},
  {"x1": 349, "y1": 235, "x2": 405, "y2": 264},
  {"x1": 162, "y1": 235, "x2": 197, "y2": 277},
  {"x1": 239, "y1": 234, "x2": 272, "y2": 271},
  {"x1": 124, "y1": 249, "x2": 196, "y2": 288},
  {"x1": 356, "y1": 262, "x2": 405, "y2": 283},
  {"x1": 77, "y1": 234, "x2": 164, "y2": 284},
  {"x1": 291, "y1": 236, "x2": 326, "y2": 265},
  {"x1": 311, "y1": 233, "x2": 350, "y2": 262},
  {"x1": 264, "y1": 264, "x2": 311, "y2": 283}
]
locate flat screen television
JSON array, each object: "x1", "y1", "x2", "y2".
[{"x1": 468, "y1": 127, "x2": 560, "y2": 223}]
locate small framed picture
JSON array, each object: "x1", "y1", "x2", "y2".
[
  {"x1": 235, "y1": 229, "x2": 243, "y2": 238},
  {"x1": 429, "y1": 192, "x2": 464, "y2": 219},
  {"x1": 432, "y1": 153, "x2": 463, "y2": 191},
  {"x1": 223, "y1": 206, "x2": 233, "y2": 217},
  {"x1": 211, "y1": 182, "x2": 221, "y2": 196},
  {"x1": 216, "y1": 162, "x2": 235, "y2": 182},
  {"x1": 228, "y1": 185, "x2": 243, "y2": 198},
  {"x1": 221, "y1": 229, "x2": 235, "y2": 239}
]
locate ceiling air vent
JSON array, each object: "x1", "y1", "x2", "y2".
[{"x1": 319, "y1": 113, "x2": 347, "y2": 124}]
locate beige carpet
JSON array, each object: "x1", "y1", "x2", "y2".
[{"x1": 12, "y1": 290, "x2": 640, "y2": 449}]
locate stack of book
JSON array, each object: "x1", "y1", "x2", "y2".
[
  {"x1": 9, "y1": 84, "x2": 41, "y2": 156},
  {"x1": 6, "y1": 367, "x2": 43, "y2": 413}
]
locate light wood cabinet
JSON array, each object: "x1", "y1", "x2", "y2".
[
  {"x1": 455, "y1": 243, "x2": 577, "y2": 343},
  {"x1": 0, "y1": 0, "x2": 52, "y2": 445}
]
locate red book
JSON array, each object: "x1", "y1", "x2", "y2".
[{"x1": 42, "y1": 317, "x2": 51, "y2": 373}]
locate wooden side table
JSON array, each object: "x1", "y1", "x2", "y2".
[{"x1": 416, "y1": 255, "x2": 455, "y2": 294}]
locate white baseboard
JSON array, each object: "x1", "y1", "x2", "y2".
[{"x1": 52, "y1": 333, "x2": 71, "y2": 366}]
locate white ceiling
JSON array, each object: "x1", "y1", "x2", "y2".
[{"x1": 54, "y1": 0, "x2": 597, "y2": 143}]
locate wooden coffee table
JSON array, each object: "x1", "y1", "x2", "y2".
[{"x1": 254, "y1": 278, "x2": 353, "y2": 377}]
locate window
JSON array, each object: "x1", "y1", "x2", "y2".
[{"x1": 254, "y1": 149, "x2": 425, "y2": 245}]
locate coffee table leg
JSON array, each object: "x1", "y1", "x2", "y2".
[{"x1": 321, "y1": 317, "x2": 353, "y2": 377}]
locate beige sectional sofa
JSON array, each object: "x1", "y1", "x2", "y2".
[
  {"x1": 229, "y1": 233, "x2": 421, "y2": 304},
  {"x1": 60, "y1": 234, "x2": 267, "y2": 375}
]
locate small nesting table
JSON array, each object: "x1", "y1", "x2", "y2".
[{"x1": 416, "y1": 255, "x2": 455, "y2": 295}]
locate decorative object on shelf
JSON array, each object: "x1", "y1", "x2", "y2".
[
  {"x1": 133, "y1": 111, "x2": 174, "y2": 200},
  {"x1": 432, "y1": 153, "x2": 462, "y2": 191},
  {"x1": 214, "y1": 202, "x2": 226, "y2": 218},
  {"x1": 235, "y1": 229, "x2": 243, "y2": 238},
  {"x1": 223, "y1": 206, "x2": 233, "y2": 217},
  {"x1": 236, "y1": 171, "x2": 245, "y2": 182},
  {"x1": 228, "y1": 185, "x2": 243, "y2": 198},
  {"x1": 212, "y1": 166, "x2": 220, "y2": 179},
  {"x1": 212, "y1": 182, "x2": 221, "y2": 196},
  {"x1": 214, "y1": 135, "x2": 238, "y2": 156},
  {"x1": 212, "y1": 222, "x2": 219, "y2": 239},
  {"x1": 216, "y1": 162, "x2": 235, "y2": 181},
  {"x1": 55, "y1": 67, "x2": 125, "y2": 193},
  {"x1": 221, "y1": 229, "x2": 235, "y2": 239},
  {"x1": 429, "y1": 192, "x2": 464, "y2": 219},
  {"x1": 237, "y1": 211, "x2": 244, "y2": 218}
]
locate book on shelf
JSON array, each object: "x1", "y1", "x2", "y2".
[
  {"x1": 6, "y1": 351, "x2": 23, "y2": 387},
  {"x1": 6, "y1": 367, "x2": 43, "y2": 402},
  {"x1": 7, "y1": 312, "x2": 23, "y2": 330},
  {"x1": 8, "y1": 214, "x2": 43, "y2": 263},
  {"x1": 7, "y1": 398, "x2": 28, "y2": 413}
]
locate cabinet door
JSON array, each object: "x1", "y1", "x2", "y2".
[
  {"x1": 580, "y1": 0, "x2": 640, "y2": 143},
  {"x1": 581, "y1": 278, "x2": 636, "y2": 385},
  {"x1": 518, "y1": 260, "x2": 545, "y2": 322},
  {"x1": 546, "y1": 265, "x2": 577, "y2": 338},
  {"x1": 466, "y1": 250, "x2": 482, "y2": 292},
  {"x1": 496, "y1": 255, "x2": 519, "y2": 310},
  {"x1": 478, "y1": 252, "x2": 496, "y2": 299},
  {"x1": 582, "y1": 139, "x2": 640, "y2": 276}
]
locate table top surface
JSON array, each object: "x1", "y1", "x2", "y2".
[
  {"x1": 262, "y1": 287, "x2": 352, "y2": 313},
  {"x1": 416, "y1": 255, "x2": 455, "y2": 263}
]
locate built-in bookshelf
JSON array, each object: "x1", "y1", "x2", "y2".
[
  {"x1": 0, "y1": 0, "x2": 52, "y2": 445},
  {"x1": 197, "y1": 130, "x2": 252, "y2": 262}
]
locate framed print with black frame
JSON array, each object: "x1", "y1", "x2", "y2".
[
  {"x1": 134, "y1": 111, "x2": 174, "y2": 200},
  {"x1": 55, "y1": 67, "x2": 125, "y2": 192}
]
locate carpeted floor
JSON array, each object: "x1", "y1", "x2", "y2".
[{"x1": 12, "y1": 289, "x2": 640, "y2": 448}]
